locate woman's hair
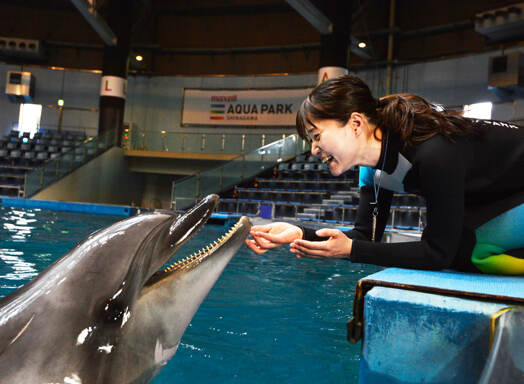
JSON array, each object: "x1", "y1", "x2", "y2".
[{"x1": 296, "y1": 75, "x2": 477, "y2": 147}]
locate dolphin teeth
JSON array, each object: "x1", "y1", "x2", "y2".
[{"x1": 163, "y1": 220, "x2": 244, "y2": 274}]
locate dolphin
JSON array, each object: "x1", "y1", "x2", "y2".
[{"x1": 0, "y1": 194, "x2": 251, "y2": 383}]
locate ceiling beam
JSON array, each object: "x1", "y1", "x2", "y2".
[
  {"x1": 286, "y1": 0, "x2": 373, "y2": 60},
  {"x1": 70, "y1": 0, "x2": 117, "y2": 46},
  {"x1": 285, "y1": 0, "x2": 333, "y2": 34}
]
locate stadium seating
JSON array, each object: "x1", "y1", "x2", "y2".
[
  {"x1": 217, "y1": 151, "x2": 427, "y2": 231},
  {"x1": 0, "y1": 129, "x2": 89, "y2": 197}
]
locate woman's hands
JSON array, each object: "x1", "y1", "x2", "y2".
[
  {"x1": 245, "y1": 222, "x2": 303, "y2": 255},
  {"x1": 245, "y1": 223, "x2": 352, "y2": 260},
  {"x1": 290, "y1": 228, "x2": 352, "y2": 259}
]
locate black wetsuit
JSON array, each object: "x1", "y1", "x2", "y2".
[{"x1": 301, "y1": 119, "x2": 524, "y2": 272}]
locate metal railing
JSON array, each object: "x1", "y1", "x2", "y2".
[
  {"x1": 128, "y1": 128, "x2": 293, "y2": 155},
  {"x1": 24, "y1": 129, "x2": 116, "y2": 197},
  {"x1": 171, "y1": 134, "x2": 309, "y2": 210}
]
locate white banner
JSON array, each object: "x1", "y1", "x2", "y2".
[
  {"x1": 100, "y1": 76, "x2": 126, "y2": 99},
  {"x1": 182, "y1": 88, "x2": 311, "y2": 126}
]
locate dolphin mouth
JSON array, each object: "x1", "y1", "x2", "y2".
[{"x1": 145, "y1": 216, "x2": 250, "y2": 286}]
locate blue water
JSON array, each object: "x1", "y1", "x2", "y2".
[{"x1": 0, "y1": 207, "x2": 381, "y2": 383}]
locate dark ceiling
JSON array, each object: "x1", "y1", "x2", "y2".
[{"x1": 0, "y1": 0, "x2": 522, "y2": 75}]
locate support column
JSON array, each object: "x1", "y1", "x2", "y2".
[
  {"x1": 385, "y1": 0, "x2": 396, "y2": 94},
  {"x1": 98, "y1": 0, "x2": 132, "y2": 144},
  {"x1": 317, "y1": 0, "x2": 352, "y2": 84}
]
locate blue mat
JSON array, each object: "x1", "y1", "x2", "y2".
[{"x1": 361, "y1": 268, "x2": 524, "y2": 302}]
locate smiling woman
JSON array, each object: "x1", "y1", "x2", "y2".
[{"x1": 245, "y1": 75, "x2": 524, "y2": 276}]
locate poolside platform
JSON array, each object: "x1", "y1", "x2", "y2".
[
  {"x1": 348, "y1": 268, "x2": 524, "y2": 384},
  {"x1": 0, "y1": 197, "x2": 139, "y2": 216}
]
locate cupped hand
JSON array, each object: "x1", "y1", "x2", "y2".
[
  {"x1": 245, "y1": 222, "x2": 303, "y2": 255},
  {"x1": 290, "y1": 228, "x2": 352, "y2": 259}
]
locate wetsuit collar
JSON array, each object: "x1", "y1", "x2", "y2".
[{"x1": 372, "y1": 130, "x2": 402, "y2": 174}]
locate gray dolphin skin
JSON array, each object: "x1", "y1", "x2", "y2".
[{"x1": 0, "y1": 194, "x2": 251, "y2": 383}]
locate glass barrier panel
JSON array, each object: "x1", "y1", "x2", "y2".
[
  {"x1": 126, "y1": 130, "x2": 296, "y2": 155},
  {"x1": 24, "y1": 168, "x2": 42, "y2": 196},
  {"x1": 219, "y1": 159, "x2": 242, "y2": 194},
  {"x1": 172, "y1": 176, "x2": 199, "y2": 210},
  {"x1": 145, "y1": 132, "x2": 162, "y2": 152},
  {"x1": 198, "y1": 171, "x2": 222, "y2": 198},
  {"x1": 172, "y1": 134, "x2": 307, "y2": 209},
  {"x1": 183, "y1": 134, "x2": 202, "y2": 153},
  {"x1": 223, "y1": 134, "x2": 243, "y2": 154},
  {"x1": 24, "y1": 129, "x2": 116, "y2": 197},
  {"x1": 204, "y1": 134, "x2": 224, "y2": 153},
  {"x1": 165, "y1": 133, "x2": 181, "y2": 152}
]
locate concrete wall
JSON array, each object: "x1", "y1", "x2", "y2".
[{"x1": 32, "y1": 147, "x2": 143, "y2": 206}]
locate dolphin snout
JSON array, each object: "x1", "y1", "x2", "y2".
[{"x1": 167, "y1": 194, "x2": 218, "y2": 250}]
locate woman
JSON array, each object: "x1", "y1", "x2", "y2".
[{"x1": 245, "y1": 75, "x2": 524, "y2": 275}]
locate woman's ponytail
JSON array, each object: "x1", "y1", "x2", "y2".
[{"x1": 376, "y1": 94, "x2": 476, "y2": 147}]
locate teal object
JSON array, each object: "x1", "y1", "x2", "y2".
[
  {"x1": 359, "y1": 287, "x2": 507, "y2": 383},
  {"x1": 359, "y1": 166, "x2": 375, "y2": 188},
  {"x1": 352, "y1": 268, "x2": 524, "y2": 383},
  {"x1": 360, "y1": 268, "x2": 524, "y2": 300},
  {"x1": 0, "y1": 198, "x2": 137, "y2": 217}
]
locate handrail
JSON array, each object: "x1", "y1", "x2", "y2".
[
  {"x1": 24, "y1": 129, "x2": 116, "y2": 197},
  {"x1": 170, "y1": 134, "x2": 309, "y2": 210},
  {"x1": 128, "y1": 127, "x2": 293, "y2": 154}
]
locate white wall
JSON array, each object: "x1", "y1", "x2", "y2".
[
  {"x1": 0, "y1": 64, "x2": 100, "y2": 137},
  {"x1": 124, "y1": 73, "x2": 316, "y2": 136},
  {"x1": 353, "y1": 47, "x2": 524, "y2": 124}
]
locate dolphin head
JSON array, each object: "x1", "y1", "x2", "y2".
[{"x1": 0, "y1": 194, "x2": 251, "y2": 384}]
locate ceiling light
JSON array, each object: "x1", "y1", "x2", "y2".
[
  {"x1": 135, "y1": 55, "x2": 143, "y2": 62},
  {"x1": 358, "y1": 42, "x2": 366, "y2": 48}
]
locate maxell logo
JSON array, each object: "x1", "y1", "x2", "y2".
[
  {"x1": 209, "y1": 95, "x2": 238, "y2": 120},
  {"x1": 211, "y1": 95, "x2": 237, "y2": 102}
]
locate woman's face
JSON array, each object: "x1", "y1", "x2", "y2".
[{"x1": 306, "y1": 118, "x2": 362, "y2": 176}]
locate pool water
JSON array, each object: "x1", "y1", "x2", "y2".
[{"x1": 0, "y1": 207, "x2": 381, "y2": 383}]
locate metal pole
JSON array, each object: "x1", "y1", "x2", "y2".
[
  {"x1": 161, "y1": 131, "x2": 167, "y2": 151},
  {"x1": 385, "y1": 0, "x2": 396, "y2": 95},
  {"x1": 201, "y1": 133, "x2": 206, "y2": 152},
  {"x1": 141, "y1": 131, "x2": 146, "y2": 150},
  {"x1": 221, "y1": 134, "x2": 226, "y2": 152},
  {"x1": 241, "y1": 155, "x2": 245, "y2": 181},
  {"x1": 241, "y1": 134, "x2": 246, "y2": 153},
  {"x1": 219, "y1": 167, "x2": 224, "y2": 192},
  {"x1": 195, "y1": 173, "x2": 201, "y2": 203},
  {"x1": 57, "y1": 106, "x2": 64, "y2": 133},
  {"x1": 261, "y1": 134, "x2": 266, "y2": 147},
  {"x1": 171, "y1": 180, "x2": 176, "y2": 210}
]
